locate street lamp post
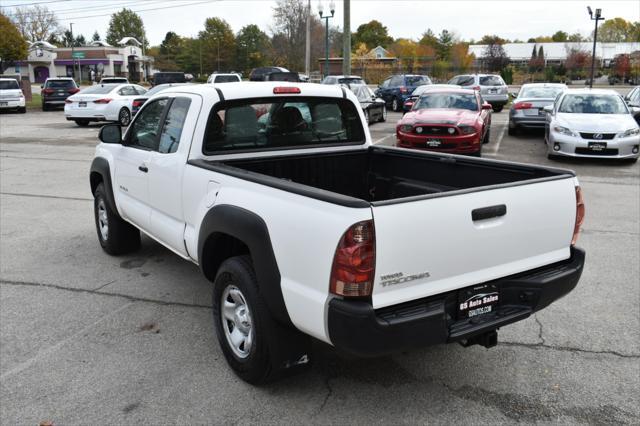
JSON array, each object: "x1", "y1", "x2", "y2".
[
  {"x1": 587, "y1": 6, "x2": 604, "y2": 89},
  {"x1": 70, "y1": 23, "x2": 76, "y2": 81},
  {"x1": 318, "y1": 1, "x2": 335, "y2": 79}
]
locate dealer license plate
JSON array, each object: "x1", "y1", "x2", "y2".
[
  {"x1": 588, "y1": 142, "x2": 607, "y2": 151},
  {"x1": 458, "y1": 283, "x2": 499, "y2": 319},
  {"x1": 426, "y1": 139, "x2": 442, "y2": 147},
  {"x1": 78, "y1": 101, "x2": 87, "y2": 107}
]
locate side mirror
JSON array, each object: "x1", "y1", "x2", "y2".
[
  {"x1": 40, "y1": 84, "x2": 44, "y2": 89},
  {"x1": 543, "y1": 105, "x2": 554, "y2": 114},
  {"x1": 482, "y1": 102, "x2": 492, "y2": 110},
  {"x1": 630, "y1": 106, "x2": 640, "y2": 115},
  {"x1": 99, "y1": 124, "x2": 122, "y2": 144},
  {"x1": 510, "y1": 92, "x2": 518, "y2": 98}
]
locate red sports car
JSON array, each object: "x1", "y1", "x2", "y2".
[{"x1": 396, "y1": 88, "x2": 492, "y2": 156}]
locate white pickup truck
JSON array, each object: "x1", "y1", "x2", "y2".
[{"x1": 90, "y1": 82, "x2": 585, "y2": 384}]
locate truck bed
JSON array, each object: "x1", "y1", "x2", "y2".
[{"x1": 193, "y1": 147, "x2": 573, "y2": 207}]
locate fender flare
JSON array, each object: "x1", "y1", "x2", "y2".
[
  {"x1": 198, "y1": 205, "x2": 291, "y2": 325},
  {"x1": 89, "y1": 157, "x2": 117, "y2": 212}
]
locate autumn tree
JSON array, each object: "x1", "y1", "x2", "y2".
[
  {"x1": 612, "y1": 54, "x2": 631, "y2": 79},
  {"x1": 198, "y1": 17, "x2": 235, "y2": 73},
  {"x1": 235, "y1": 24, "x2": 271, "y2": 75},
  {"x1": 388, "y1": 38, "x2": 418, "y2": 72},
  {"x1": 596, "y1": 17, "x2": 638, "y2": 42},
  {"x1": 0, "y1": 13, "x2": 28, "y2": 72},
  {"x1": 106, "y1": 8, "x2": 147, "y2": 48},
  {"x1": 481, "y1": 36, "x2": 510, "y2": 72},
  {"x1": 10, "y1": 5, "x2": 59, "y2": 42},
  {"x1": 450, "y1": 42, "x2": 473, "y2": 73},
  {"x1": 565, "y1": 48, "x2": 592, "y2": 79},
  {"x1": 352, "y1": 20, "x2": 393, "y2": 50}
]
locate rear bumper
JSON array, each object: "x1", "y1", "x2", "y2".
[
  {"x1": 0, "y1": 99, "x2": 25, "y2": 108},
  {"x1": 328, "y1": 247, "x2": 585, "y2": 357}
]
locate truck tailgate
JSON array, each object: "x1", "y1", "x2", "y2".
[{"x1": 371, "y1": 177, "x2": 576, "y2": 309}]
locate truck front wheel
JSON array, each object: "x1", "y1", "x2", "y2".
[
  {"x1": 93, "y1": 183, "x2": 140, "y2": 255},
  {"x1": 213, "y1": 255, "x2": 310, "y2": 384}
]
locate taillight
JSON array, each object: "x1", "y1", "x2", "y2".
[
  {"x1": 42, "y1": 89, "x2": 54, "y2": 95},
  {"x1": 472, "y1": 86, "x2": 481, "y2": 91},
  {"x1": 399, "y1": 86, "x2": 408, "y2": 93},
  {"x1": 68, "y1": 88, "x2": 80, "y2": 94},
  {"x1": 513, "y1": 102, "x2": 533, "y2": 110},
  {"x1": 330, "y1": 220, "x2": 376, "y2": 298},
  {"x1": 93, "y1": 98, "x2": 112, "y2": 104},
  {"x1": 572, "y1": 186, "x2": 585, "y2": 245},
  {"x1": 132, "y1": 99, "x2": 145, "y2": 107},
  {"x1": 273, "y1": 87, "x2": 300, "y2": 94}
]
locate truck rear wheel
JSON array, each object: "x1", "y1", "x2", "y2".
[
  {"x1": 213, "y1": 255, "x2": 310, "y2": 384},
  {"x1": 93, "y1": 183, "x2": 140, "y2": 255}
]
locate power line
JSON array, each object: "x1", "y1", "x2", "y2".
[
  {"x1": 0, "y1": 0, "x2": 72, "y2": 8},
  {"x1": 2, "y1": 0, "x2": 183, "y2": 18}
]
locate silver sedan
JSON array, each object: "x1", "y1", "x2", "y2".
[{"x1": 508, "y1": 83, "x2": 567, "y2": 135}]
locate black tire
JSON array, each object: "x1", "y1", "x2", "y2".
[
  {"x1": 482, "y1": 126, "x2": 491, "y2": 144},
  {"x1": 42, "y1": 103, "x2": 48, "y2": 111},
  {"x1": 508, "y1": 124, "x2": 518, "y2": 136},
  {"x1": 547, "y1": 153, "x2": 560, "y2": 161},
  {"x1": 492, "y1": 105, "x2": 504, "y2": 113},
  {"x1": 75, "y1": 119, "x2": 90, "y2": 127},
  {"x1": 392, "y1": 97, "x2": 400, "y2": 112},
  {"x1": 118, "y1": 107, "x2": 131, "y2": 127},
  {"x1": 379, "y1": 105, "x2": 387, "y2": 122},
  {"x1": 18, "y1": 107, "x2": 26, "y2": 114},
  {"x1": 213, "y1": 255, "x2": 310, "y2": 384},
  {"x1": 93, "y1": 183, "x2": 140, "y2": 255}
]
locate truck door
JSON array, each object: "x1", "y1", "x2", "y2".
[
  {"x1": 147, "y1": 94, "x2": 202, "y2": 257},
  {"x1": 115, "y1": 98, "x2": 169, "y2": 230}
]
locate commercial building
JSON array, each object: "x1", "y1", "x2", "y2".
[{"x1": 3, "y1": 38, "x2": 155, "y2": 83}]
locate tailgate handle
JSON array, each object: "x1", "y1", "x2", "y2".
[{"x1": 472, "y1": 204, "x2": 506, "y2": 221}]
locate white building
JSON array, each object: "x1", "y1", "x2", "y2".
[
  {"x1": 468, "y1": 42, "x2": 640, "y2": 67},
  {"x1": 4, "y1": 38, "x2": 155, "y2": 83}
]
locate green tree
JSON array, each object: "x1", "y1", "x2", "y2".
[
  {"x1": 436, "y1": 29, "x2": 454, "y2": 61},
  {"x1": 595, "y1": 17, "x2": 637, "y2": 42},
  {"x1": 235, "y1": 24, "x2": 271, "y2": 75},
  {"x1": 480, "y1": 34, "x2": 508, "y2": 45},
  {"x1": 419, "y1": 29, "x2": 438, "y2": 48},
  {"x1": 92, "y1": 30, "x2": 100, "y2": 41},
  {"x1": 567, "y1": 32, "x2": 585, "y2": 42},
  {"x1": 352, "y1": 20, "x2": 393, "y2": 50},
  {"x1": 198, "y1": 17, "x2": 235, "y2": 73},
  {"x1": 552, "y1": 31, "x2": 568, "y2": 42},
  {"x1": 106, "y1": 8, "x2": 147, "y2": 48},
  {"x1": 0, "y1": 13, "x2": 28, "y2": 72}
]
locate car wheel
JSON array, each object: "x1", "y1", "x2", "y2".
[
  {"x1": 507, "y1": 123, "x2": 518, "y2": 136},
  {"x1": 547, "y1": 153, "x2": 560, "y2": 161},
  {"x1": 392, "y1": 97, "x2": 400, "y2": 112},
  {"x1": 364, "y1": 110, "x2": 370, "y2": 125},
  {"x1": 379, "y1": 105, "x2": 387, "y2": 122},
  {"x1": 482, "y1": 127, "x2": 491, "y2": 144},
  {"x1": 492, "y1": 105, "x2": 504, "y2": 113},
  {"x1": 212, "y1": 255, "x2": 311, "y2": 384},
  {"x1": 42, "y1": 103, "x2": 48, "y2": 111},
  {"x1": 18, "y1": 107, "x2": 26, "y2": 114},
  {"x1": 75, "y1": 119, "x2": 90, "y2": 127},
  {"x1": 118, "y1": 107, "x2": 131, "y2": 127},
  {"x1": 93, "y1": 183, "x2": 141, "y2": 255}
]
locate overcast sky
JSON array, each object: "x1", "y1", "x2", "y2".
[{"x1": 3, "y1": 0, "x2": 639, "y2": 45}]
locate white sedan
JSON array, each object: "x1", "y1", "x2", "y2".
[
  {"x1": 545, "y1": 88, "x2": 640, "y2": 162},
  {"x1": 64, "y1": 83, "x2": 147, "y2": 127}
]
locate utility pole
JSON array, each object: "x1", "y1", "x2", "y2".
[
  {"x1": 305, "y1": 0, "x2": 310, "y2": 77},
  {"x1": 70, "y1": 23, "x2": 76, "y2": 81},
  {"x1": 587, "y1": 6, "x2": 604, "y2": 89},
  {"x1": 318, "y1": 1, "x2": 335, "y2": 79},
  {"x1": 342, "y1": 0, "x2": 351, "y2": 76}
]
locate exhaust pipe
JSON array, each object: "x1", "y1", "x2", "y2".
[{"x1": 459, "y1": 330, "x2": 498, "y2": 349}]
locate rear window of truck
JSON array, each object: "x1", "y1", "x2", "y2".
[{"x1": 203, "y1": 96, "x2": 365, "y2": 154}]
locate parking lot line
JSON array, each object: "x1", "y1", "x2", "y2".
[
  {"x1": 373, "y1": 133, "x2": 396, "y2": 145},
  {"x1": 486, "y1": 125, "x2": 507, "y2": 156}
]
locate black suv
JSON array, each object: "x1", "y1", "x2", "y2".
[
  {"x1": 249, "y1": 67, "x2": 289, "y2": 81},
  {"x1": 41, "y1": 78, "x2": 79, "y2": 111}
]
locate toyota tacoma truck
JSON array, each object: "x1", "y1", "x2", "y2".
[{"x1": 89, "y1": 82, "x2": 586, "y2": 384}]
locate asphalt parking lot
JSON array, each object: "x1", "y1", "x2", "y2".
[{"x1": 1, "y1": 104, "x2": 639, "y2": 424}]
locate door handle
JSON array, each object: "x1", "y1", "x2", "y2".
[
  {"x1": 472, "y1": 204, "x2": 506, "y2": 221},
  {"x1": 138, "y1": 164, "x2": 148, "y2": 173}
]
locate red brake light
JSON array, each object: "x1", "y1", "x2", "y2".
[
  {"x1": 93, "y1": 98, "x2": 112, "y2": 104},
  {"x1": 273, "y1": 87, "x2": 301, "y2": 94},
  {"x1": 472, "y1": 86, "x2": 481, "y2": 91},
  {"x1": 572, "y1": 186, "x2": 585, "y2": 245},
  {"x1": 330, "y1": 221, "x2": 376, "y2": 298},
  {"x1": 513, "y1": 102, "x2": 533, "y2": 110},
  {"x1": 132, "y1": 99, "x2": 145, "y2": 107},
  {"x1": 42, "y1": 89, "x2": 54, "y2": 95},
  {"x1": 400, "y1": 86, "x2": 408, "y2": 93},
  {"x1": 68, "y1": 88, "x2": 80, "y2": 94}
]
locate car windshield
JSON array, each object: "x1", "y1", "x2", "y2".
[
  {"x1": 558, "y1": 94, "x2": 628, "y2": 114},
  {"x1": 338, "y1": 77, "x2": 364, "y2": 85},
  {"x1": 519, "y1": 86, "x2": 565, "y2": 99},
  {"x1": 0, "y1": 80, "x2": 20, "y2": 90},
  {"x1": 352, "y1": 85, "x2": 374, "y2": 102},
  {"x1": 214, "y1": 75, "x2": 240, "y2": 83},
  {"x1": 415, "y1": 93, "x2": 478, "y2": 111},
  {"x1": 81, "y1": 85, "x2": 117, "y2": 94},
  {"x1": 46, "y1": 80, "x2": 75, "y2": 88},
  {"x1": 406, "y1": 76, "x2": 430, "y2": 86},
  {"x1": 454, "y1": 76, "x2": 475, "y2": 86},
  {"x1": 203, "y1": 97, "x2": 365, "y2": 154},
  {"x1": 479, "y1": 76, "x2": 504, "y2": 86}
]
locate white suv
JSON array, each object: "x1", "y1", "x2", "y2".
[
  {"x1": 0, "y1": 78, "x2": 26, "y2": 113},
  {"x1": 448, "y1": 74, "x2": 508, "y2": 112}
]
